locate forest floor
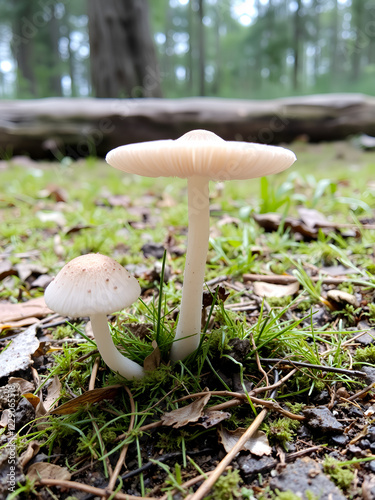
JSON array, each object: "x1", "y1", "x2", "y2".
[{"x1": 0, "y1": 140, "x2": 375, "y2": 500}]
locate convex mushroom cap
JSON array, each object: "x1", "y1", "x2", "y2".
[
  {"x1": 44, "y1": 253, "x2": 140, "y2": 317},
  {"x1": 105, "y1": 129, "x2": 296, "y2": 180},
  {"x1": 45, "y1": 253, "x2": 144, "y2": 379}
]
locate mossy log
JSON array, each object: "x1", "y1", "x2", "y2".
[{"x1": 1, "y1": 93, "x2": 374, "y2": 159}]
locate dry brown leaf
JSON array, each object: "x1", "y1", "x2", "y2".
[
  {"x1": 27, "y1": 462, "x2": 71, "y2": 482},
  {"x1": 161, "y1": 393, "x2": 211, "y2": 428},
  {"x1": 218, "y1": 426, "x2": 272, "y2": 456},
  {"x1": 8, "y1": 377, "x2": 35, "y2": 394},
  {"x1": 20, "y1": 441, "x2": 40, "y2": 467},
  {"x1": 23, "y1": 393, "x2": 41, "y2": 410},
  {"x1": 143, "y1": 340, "x2": 161, "y2": 371},
  {"x1": 44, "y1": 375, "x2": 62, "y2": 412},
  {"x1": 0, "y1": 296, "x2": 53, "y2": 325},
  {"x1": 51, "y1": 384, "x2": 123, "y2": 415},
  {"x1": 194, "y1": 410, "x2": 231, "y2": 429},
  {"x1": 0, "y1": 409, "x2": 11, "y2": 428},
  {"x1": 253, "y1": 281, "x2": 300, "y2": 298}
]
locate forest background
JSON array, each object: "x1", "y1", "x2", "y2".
[{"x1": 0, "y1": 0, "x2": 374, "y2": 102}]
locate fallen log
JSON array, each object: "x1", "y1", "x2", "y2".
[{"x1": 1, "y1": 93, "x2": 374, "y2": 159}]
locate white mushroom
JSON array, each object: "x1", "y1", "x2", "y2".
[
  {"x1": 44, "y1": 253, "x2": 145, "y2": 379},
  {"x1": 106, "y1": 130, "x2": 296, "y2": 362}
]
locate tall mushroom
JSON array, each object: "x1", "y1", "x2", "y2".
[
  {"x1": 44, "y1": 253, "x2": 145, "y2": 379},
  {"x1": 106, "y1": 130, "x2": 296, "y2": 362}
]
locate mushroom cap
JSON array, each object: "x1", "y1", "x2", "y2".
[
  {"x1": 44, "y1": 254, "x2": 141, "y2": 317},
  {"x1": 106, "y1": 129, "x2": 296, "y2": 181}
]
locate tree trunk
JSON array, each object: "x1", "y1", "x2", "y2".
[
  {"x1": 11, "y1": 3, "x2": 36, "y2": 96},
  {"x1": 197, "y1": 0, "x2": 205, "y2": 96},
  {"x1": 293, "y1": 0, "x2": 302, "y2": 90},
  {"x1": 87, "y1": 0, "x2": 162, "y2": 98}
]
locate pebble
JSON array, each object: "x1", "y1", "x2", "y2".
[
  {"x1": 14, "y1": 398, "x2": 35, "y2": 430},
  {"x1": 269, "y1": 457, "x2": 346, "y2": 500},
  {"x1": 303, "y1": 407, "x2": 344, "y2": 434},
  {"x1": 330, "y1": 434, "x2": 349, "y2": 446}
]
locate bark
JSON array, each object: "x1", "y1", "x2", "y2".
[
  {"x1": 1, "y1": 94, "x2": 375, "y2": 159},
  {"x1": 87, "y1": 0, "x2": 162, "y2": 98},
  {"x1": 11, "y1": 3, "x2": 36, "y2": 96},
  {"x1": 197, "y1": 0, "x2": 205, "y2": 96}
]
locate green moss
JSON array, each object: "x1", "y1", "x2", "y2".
[
  {"x1": 267, "y1": 296, "x2": 293, "y2": 308},
  {"x1": 323, "y1": 456, "x2": 354, "y2": 490},
  {"x1": 273, "y1": 490, "x2": 303, "y2": 500},
  {"x1": 263, "y1": 417, "x2": 300, "y2": 450},
  {"x1": 208, "y1": 469, "x2": 242, "y2": 500},
  {"x1": 354, "y1": 344, "x2": 375, "y2": 364}
]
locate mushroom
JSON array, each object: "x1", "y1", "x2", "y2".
[
  {"x1": 44, "y1": 253, "x2": 145, "y2": 379},
  {"x1": 106, "y1": 130, "x2": 296, "y2": 362}
]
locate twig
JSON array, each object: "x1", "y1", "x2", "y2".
[
  {"x1": 187, "y1": 408, "x2": 268, "y2": 500},
  {"x1": 348, "y1": 382, "x2": 375, "y2": 401},
  {"x1": 252, "y1": 368, "x2": 298, "y2": 395},
  {"x1": 205, "y1": 275, "x2": 228, "y2": 286},
  {"x1": 36, "y1": 478, "x2": 158, "y2": 499},
  {"x1": 260, "y1": 358, "x2": 367, "y2": 378},
  {"x1": 176, "y1": 390, "x2": 305, "y2": 420},
  {"x1": 243, "y1": 273, "x2": 370, "y2": 286},
  {"x1": 88, "y1": 357, "x2": 100, "y2": 391}
]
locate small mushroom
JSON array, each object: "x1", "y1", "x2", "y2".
[
  {"x1": 44, "y1": 253, "x2": 144, "y2": 379},
  {"x1": 106, "y1": 130, "x2": 296, "y2": 362}
]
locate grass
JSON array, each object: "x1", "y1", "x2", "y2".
[{"x1": 1, "y1": 141, "x2": 375, "y2": 498}]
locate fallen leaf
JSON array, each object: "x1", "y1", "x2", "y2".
[
  {"x1": 23, "y1": 393, "x2": 41, "y2": 410},
  {"x1": 106, "y1": 194, "x2": 131, "y2": 208},
  {"x1": 202, "y1": 286, "x2": 230, "y2": 308},
  {"x1": 218, "y1": 426, "x2": 272, "y2": 456},
  {"x1": 51, "y1": 384, "x2": 123, "y2": 415},
  {"x1": 8, "y1": 377, "x2": 35, "y2": 394},
  {"x1": 297, "y1": 207, "x2": 330, "y2": 228},
  {"x1": 143, "y1": 341, "x2": 161, "y2": 371},
  {"x1": 161, "y1": 393, "x2": 211, "y2": 428},
  {"x1": 0, "y1": 260, "x2": 17, "y2": 280},
  {"x1": 15, "y1": 263, "x2": 48, "y2": 282},
  {"x1": 0, "y1": 296, "x2": 53, "y2": 325},
  {"x1": 0, "y1": 324, "x2": 40, "y2": 378},
  {"x1": 19, "y1": 441, "x2": 40, "y2": 468},
  {"x1": 44, "y1": 375, "x2": 62, "y2": 412},
  {"x1": 27, "y1": 462, "x2": 71, "y2": 482},
  {"x1": 194, "y1": 410, "x2": 231, "y2": 428},
  {"x1": 253, "y1": 281, "x2": 300, "y2": 298},
  {"x1": 38, "y1": 185, "x2": 67, "y2": 202},
  {"x1": 0, "y1": 409, "x2": 11, "y2": 428},
  {"x1": 327, "y1": 289, "x2": 359, "y2": 307}
]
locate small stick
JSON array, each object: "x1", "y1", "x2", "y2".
[
  {"x1": 36, "y1": 479, "x2": 158, "y2": 500},
  {"x1": 243, "y1": 273, "x2": 369, "y2": 286},
  {"x1": 260, "y1": 358, "x2": 367, "y2": 378},
  {"x1": 187, "y1": 408, "x2": 268, "y2": 500},
  {"x1": 88, "y1": 357, "x2": 100, "y2": 391},
  {"x1": 348, "y1": 382, "x2": 375, "y2": 401}
]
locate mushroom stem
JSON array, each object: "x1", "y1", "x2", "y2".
[
  {"x1": 90, "y1": 313, "x2": 145, "y2": 379},
  {"x1": 170, "y1": 175, "x2": 210, "y2": 362}
]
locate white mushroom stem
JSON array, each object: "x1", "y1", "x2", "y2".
[
  {"x1": 170, "y1": 175, "x2": 210, "y2": 362},
  {"x1": 90, "y1": 313, "x2": 145, "y2": 379}
]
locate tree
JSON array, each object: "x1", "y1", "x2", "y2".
[{"x1": 87, "y1": 0, "x2": 162, "y2": 98}]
